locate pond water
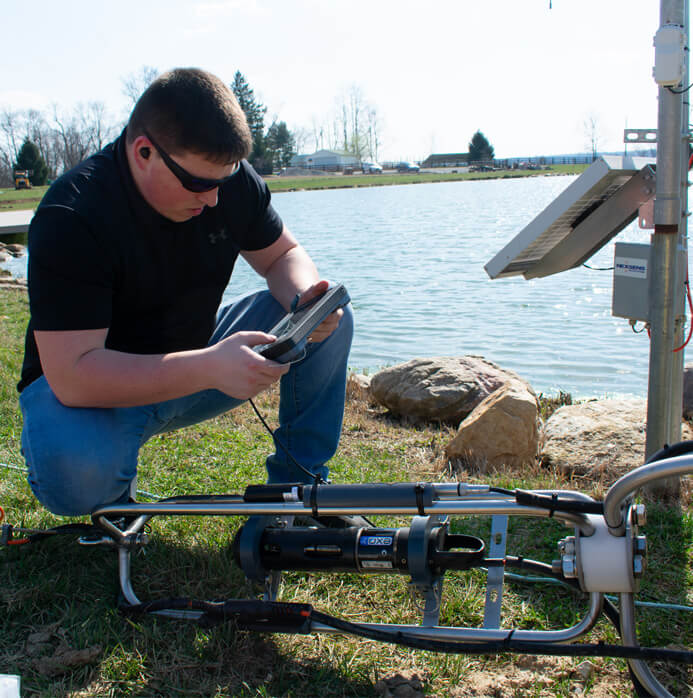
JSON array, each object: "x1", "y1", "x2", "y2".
[
  {"x1": 3, "y1": 175, "x2": 665, "y2": 398},
  {"x1": 226, "y1": 176, "x2": 657, "y2": 399}
]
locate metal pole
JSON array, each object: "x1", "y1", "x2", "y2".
[
  {"x1": 667, "y1": 0, "x2": 689, "y2": 452},
  {"x1": 645, "y1": 0, "x2": 686, "y2": 500}
]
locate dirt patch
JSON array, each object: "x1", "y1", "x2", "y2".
[{"x1": 25, "y1": 624, "x2": 101, "y2": 677}]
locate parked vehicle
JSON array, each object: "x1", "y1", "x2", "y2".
[
  {"x1": 361, "y1": 161, "x2": 383, "y2": 174},
  {"x1": 13, "y1": 170, "x2": 32, "y2": 189},
  {"x1": 396, "y1": 161, "x2": 420, "y2": 173}
]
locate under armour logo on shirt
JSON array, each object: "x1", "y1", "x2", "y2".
[{"x1": 209, "y1": 227, "x2": 228, "y2": 244}]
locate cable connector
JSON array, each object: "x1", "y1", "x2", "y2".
[{"x1": 1, "y1": 524, "x2": 14, "y2": 546}]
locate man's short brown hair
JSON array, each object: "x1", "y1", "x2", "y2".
[{"x1": 126, "y1": 68, "x2": 252, "y2": 164}]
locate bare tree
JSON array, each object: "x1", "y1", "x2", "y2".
[
  {"x1": 52, "y1": 104, "x2": 93, "y2": 171},
  {"x1": 311, "y1": 116, "x2": 323, "y2": 151},
  {"x1": 121, "y1": 65, "x2": 159, "y2": 108},
  {"x1": 366, "y1": 106, "x2": 382, "y2": 162},
  {"x1": 584, "y1": 114, "x2": 600, "y2": 161},
  {"x1": 341, "y1": 101, "x2": 348, "y2": 152},
  {"x1": 24, "y1": 109, "x2": 59, "y2": 179},
  {"x1": 0, "y1": 99, "x2": 118, "y2": 181},
  {"x1": 348, "y1": 85, "x2": 367, "y2": 160},
  {"x1": 331, "y1": 85, "x2": 373, "y2": 160},
  {"x1": 86, "y1": 101, "x2": 117, "y2": 150},
  {"x1": 295, "y1": 85, "x2": 383, "y2": 160},
  {"x1": 0, "y1": 108, "x2": 23, "y2": 166},
  {"x1": 48, "y1": 101, "x2": 118, "y2": 173},
  {"x1": 292, "y1": 126, "x2": 311, "y2": 155}
]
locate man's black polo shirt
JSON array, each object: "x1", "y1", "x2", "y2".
[{"x1": 18, "y1": 131, "x2": 283, "y2": 392}]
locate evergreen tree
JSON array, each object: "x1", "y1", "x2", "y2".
[
  {"x1": 15, "y1": 138, "x2": 48, "y2": 185},
  {"x1": 266, "y1": 121, "x2": 296, "y2": 169},
  {"x1": 468, "y1": 130, "x2": 495, "y2": 163},
  {"x1": 231, "y1": 71, "x2": 270, "y2": 172}
]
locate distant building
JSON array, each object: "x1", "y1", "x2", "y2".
[
  {"x1": 290, "y1": 149, "x2": 360, "y2": 170},
  {"x1": 421, "y1": 153, "x2": 469, "y2": 167}
]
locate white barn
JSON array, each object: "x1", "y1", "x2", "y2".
[{"x1": 290, "y1": 149, "x2": 359, "y2": 170}]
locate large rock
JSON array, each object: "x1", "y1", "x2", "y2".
[
  {"x1": 369, "y1": 356, "x2": 532, "y2": 423},
  {"x1": 445, "y1": 379, "x2": 540, "y2": 470},
  {"x1": 346, "y1": 373, "x2": 371, "y2": 401},
  {"x1": 541, "y1": 398, "x2": 693, "y2": 480}
]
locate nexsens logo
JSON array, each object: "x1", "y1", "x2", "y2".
[{"x1": 615, "y1": 257, "x2": 648, "y2": 278}]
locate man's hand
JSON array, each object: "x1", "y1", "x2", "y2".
[
  {"x1": 296, "y1": 280, "x2": 344, "y2": 343},
  {"x1": 208, "y1": 331, "x2": 289, "y2": 399}
]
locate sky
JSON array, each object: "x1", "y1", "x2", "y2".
[{"x1": 0, "y1": 0, "x2": 681, "y2": 162}]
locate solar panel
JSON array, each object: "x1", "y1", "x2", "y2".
[{"x1": 485, "y1": 155, "x2": 656, "y2": 280}]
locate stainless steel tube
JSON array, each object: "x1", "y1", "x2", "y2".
[
  {"x1": 311, "y1": 592, "x2": 603, "y2": 644},
  {"x1": 94, "y1": 499, "x2": 595, "y2": 535},
  {"x1": 603, "y1": 454, "x2": 693, "y2": 533},
  {"x1": 620, "y1": 592, "x2": 674, "y2": 697}
]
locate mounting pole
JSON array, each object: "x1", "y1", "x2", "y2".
[{"x1": 645, "y1": 0, "x2": 689, "y2": 497}]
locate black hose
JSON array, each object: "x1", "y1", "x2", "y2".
[
  {"x1": 645, "y1": 440, "x2": 693, "y2": 464},
  {"x1": 514, "y1": 490, "x2": 604, "y2": 515}
]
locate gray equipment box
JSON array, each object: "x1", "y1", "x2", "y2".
[
  {"x1": 612, "y1": 242, "x2": 650, "y2": 322},
  {"x1": 612, "y1": 241, "x2": 687, "y2": 322}
]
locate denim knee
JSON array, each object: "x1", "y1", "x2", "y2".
[
  {"x1": 25, "y1": 443, "x2": 133, "y2": 517},
  {"x1": 19, "y1": 378, "x2": 142, "y2": 516}
]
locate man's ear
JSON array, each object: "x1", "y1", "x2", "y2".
[{"x1": 131, "y1": 135, "x2": 153, "y2": 171}]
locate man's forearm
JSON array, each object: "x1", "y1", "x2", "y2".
[
  {"x1": 263, "y1": 245, "x2": 320, "y2": 309},
  {"x1": 53, "y1": 346, "x2": 215, "y2": 408}
]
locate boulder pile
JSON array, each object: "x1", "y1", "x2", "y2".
[{"x1": 357, "y1": 355, "x2": 693, "y2": 480}]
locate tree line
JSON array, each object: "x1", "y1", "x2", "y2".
[
  {"x1": 0, "y1": 101, "x2": 118, "y2": 187},
  {"x1": 0, "y1": 68, "x2": 382, "y2": 187},
  {"x1": 0, "y1": 67, "x2": 492, "y2": 187}
]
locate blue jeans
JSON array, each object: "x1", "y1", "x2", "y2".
[{"x1": 19, "y1": 290, "x2": 354, "y2": 516}]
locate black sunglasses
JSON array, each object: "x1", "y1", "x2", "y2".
[{"x1": 143, "y1": 129, "x2": 240, "y2": 192}]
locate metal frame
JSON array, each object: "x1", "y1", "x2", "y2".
[
  {"x1": 83, "y1": 455, "x2": 693, "y2": 697},
  {"x1": 95, "y1": 491, "x2": 603, "y2": 641}
]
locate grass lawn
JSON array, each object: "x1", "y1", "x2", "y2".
[
  {"x1": 0, "y1": 185, "x2": 49, "y2": 212},
  {"x1": 263, "y1": 165, "x2": 587, "y2": 193},
  {"x1": 0, "y1": 287, "x2": 690, "y2": 696}
]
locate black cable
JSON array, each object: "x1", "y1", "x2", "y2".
[
  {"x1": 667, "y1": 83, "x2": 693, "y2": 94},
  {"x1": 307, "y1": 608, "x2": 693, "y2": 662},
  {"x1": 119, "y1": 595, "x2": 692, "y2": 663},
  {"x1": 514, "y1": 490, "x2": 604, "y2": 515},
  {"x1": 645, "y1": 440, "x2": 693, "y2": 464},
  {"x1": 583, "y1": 263, "x2": 614, "y2": 271},
  {"x1": 248, "y1": 398, "x2": 327, "y2": 485},
  {"x1": 1, "y1": 522, "x2": 99, "y2": 546},
  {"x1": 489, "y1": 486, "x2": 515, "y2": 496}
]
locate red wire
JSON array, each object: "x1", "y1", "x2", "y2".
[
  {"x1": 644, "y1": 279, "x2": 693, "y2": 350},
  {"x1": 674, "y1": 279, "x2": 693, "y2": 351}
]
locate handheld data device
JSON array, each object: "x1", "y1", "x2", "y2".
[{"x1": 255, "y1": 283, "x2": 350, "y2": 363}]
